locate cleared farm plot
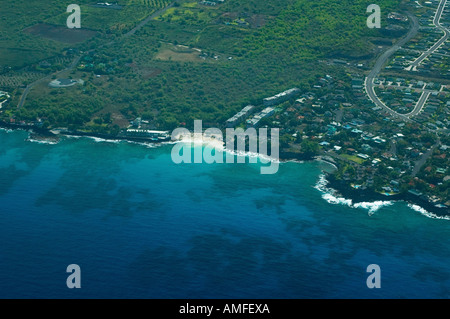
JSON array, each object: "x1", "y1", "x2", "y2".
[
  {"x1": 155, "y1": 44, "x2": 204, "y2": 62},
  {"x1": 0, "y1": 72, "x2": 45, "y2": 88},
  {"x1": 24, "y1": 24, "x2": 97, "y2": 44}
]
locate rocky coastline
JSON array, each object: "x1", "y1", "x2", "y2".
[
  {"x1": 2, "y1": 121, "x2": 448, "y2": 219},
  {"x1": 325, "y1": 173, "x2": 449, "y2": 218}
]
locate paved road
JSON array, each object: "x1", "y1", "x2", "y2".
[
  {"x1": 364, "y1": 1, "x2": 449, "y2": 120},
  {"x1": 412, "y1": 141, "x2": 440, "y2": 176},
  {"x1": 407, "y1": 0, "x2": 449, "y2": 70},
  {"x1": 18, "y1": 55, "x2": 82, "y2": 108},
  {"x1": 389, "y1": 139, "x2": 397, "y2": 156},
  {"x1": 17, "y1": 2, "x2": 175, "y2": 109},
  {"x1": 365, "y1": 13, "x2": 420, "y2": 121},
  {"x1": 17, "y1": 85, "x2": 32, "y2": 109},
  {"x1": 405, "y1": 90, "x2": 431, "y2": 117},
  {"x1": 125, "y1": 2, "x2": 175, "y2": 37}
]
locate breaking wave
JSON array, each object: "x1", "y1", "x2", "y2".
[
  {"x1": 314, "y1": 174, "x2": 393, "y2": 215},
  {"x1": 87, "y1": 137, "x2": 122, "y2": 144},
  {"x1": 0, "y1": 128, "x2": 13, "y2": 133},
  {"x1": 125, "y1": 140, "x2": 158, "y2": 148},
  {"x1": 315, "y1": 174, "x2": 449, "y2": 220},
  {"x1": 26, "y1": 137, "x2": 59, "y2": 145},
  {"x1": 407, "y1": 204, "x2": 450, "y2": 221}
]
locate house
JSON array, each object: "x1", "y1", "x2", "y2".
[
  {"x1": 372, "y1": 158, "x2": 381, "y2": 165},
  {"x1": 131, "y1": 117, "x2": 142, "y2": 127},
  {"x1": 199, "y1": 1, "x2": 217, "y2": 6},
  {"x1": 362, "y1": 144, "x2": 372, "y2": 152},
  {"x1": 357, "y1": 154, "x2": 370, "y2": 160}
]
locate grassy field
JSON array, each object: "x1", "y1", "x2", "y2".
[
  {"x1": 23, "y1": 24, "x2": 98, "y2": 44},
  {"x1": 155, "y1": 44, "x2": 204, "y2": 62},
  {"x1": 156, "y1": 5, "x2": 218, "y2": 25},
  {"x1": 341, "y1": 154, "x2": 367, "y2": 164}
]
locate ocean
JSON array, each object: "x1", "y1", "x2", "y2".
[{"x1": 0, "y1": 128, "x2": 449, "y2": 299}]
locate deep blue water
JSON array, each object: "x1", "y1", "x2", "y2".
[{"x1": 0, "y1": 129, "x2": 449, "y2": 299}]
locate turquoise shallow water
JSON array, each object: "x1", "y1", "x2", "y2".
[{"x1": 0, "y1": 129, "x2": 449, "y2": 298}]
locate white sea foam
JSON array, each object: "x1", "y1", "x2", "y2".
[
  {"x1": 226, "y1": 148, "x2": 279, "y2": 164},
  {"x1": 284, "y1": 159, "x2": 305, "y2": 164},
  {"x1": 161, "y1": 140, "x2": 177, "y2": 145},
  {"x1": 408, "y1": 204, "x2": 450, "y2": 221},
  {"x1": 172, "y1": 134, "x2": 279, "y2": 163},
  {"x1": 26, "y1": 138, "x2": 59, "y2": 145},
  {"x1": 354, "y1": 201, "x2": 394, "y2": 215},
  {"x1": 315, "y1": 174, "x2": 449, "y2": 219},
  {"x1": 87, "y1": 136, "x2": 122, "y2": 144},
  {"x1": 322, "y1": 192, "x2": 353, "y2": 207},
  {"x1": 0, "y1": 127, "x2": 18, "y2": 134},
  {"x1": 173, "y1": 134, "x2": 225, "y2": 151},
  {"x1": 0, "y1": 128, "x2": 13, "y2": 133},
  {"x1": 65, "y1": 134, "x2": 171, "y2": 149},
  {"x1": 314, "y1": 173, "x2": 334, "y2": 194},
  {"x1": 314, "y1": 174, "x2": 393, "y2": 215},
  {"x1": 126, "y1": 140, "x2": 158, "y2": 148},
  {"x1": 64, "y1": 135, "x2": 82, "y2": 139}
]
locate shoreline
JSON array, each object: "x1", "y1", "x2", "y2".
[
  {"x1": 0, "y1": 121, "x2": 172, "y2": 144},
  {"x1": 1, "y1": 122, "x2": 448, "y2": 219},
  {"x1": 323, "y1": 173, "x2": 450, "y2": 218}
]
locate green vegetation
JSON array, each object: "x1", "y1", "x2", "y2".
[
  {"x1": 0, "y1": 0, "x2": 169, "y2": 68},
  {"x1": 341, "y1": 154, "x2": 366, "y2": 164},
  {"x1": 0, "y1": 0, "x2": 401, "y2": 131},
  {"x1": 46, "y1": 0, "x2": 171, "y2": 32}
]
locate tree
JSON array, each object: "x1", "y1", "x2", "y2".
[{"x1": 301, "y1": 140, "x2": 319, "y2": 156}]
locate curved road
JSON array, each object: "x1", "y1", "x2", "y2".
[
  {"x1": 17, "y1": 55, "x2": 82, "y2": 108},
  {"x1": 407, "y1": 0, "x2": 449, "y2": 70},
  {"x1": 365, "y1": 12, "x2": 420, "y2": 121},
  {"x1": 407, "y1": 90, "x2": 431, "y2": 117}
]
